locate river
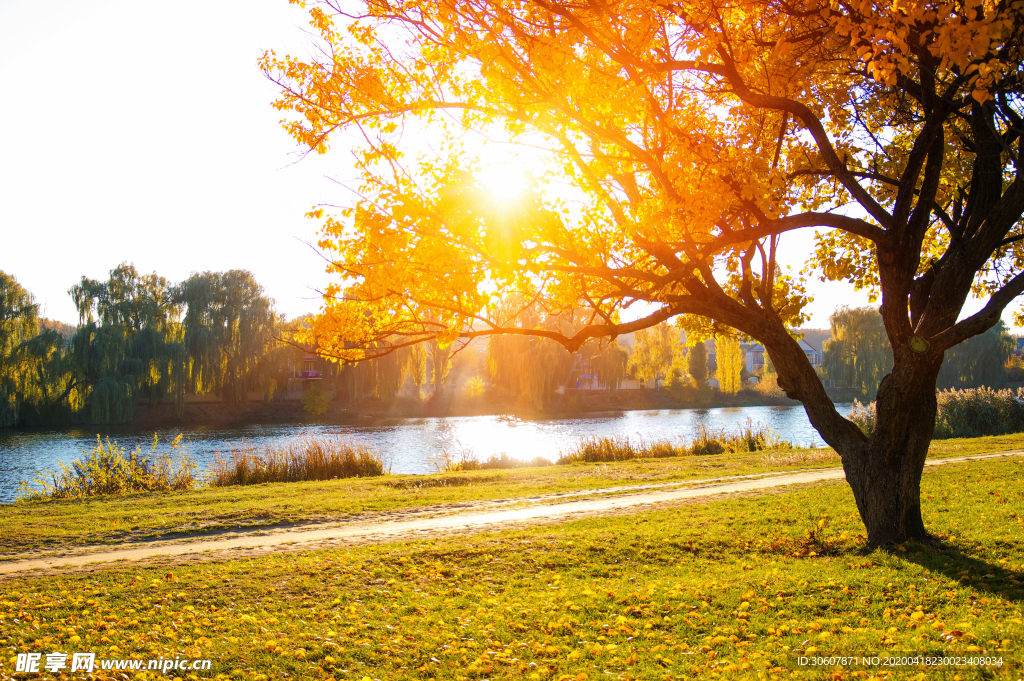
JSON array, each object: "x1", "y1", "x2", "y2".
[{"x1": 0, "y1": 404, "x2": 854, "y2": 502}]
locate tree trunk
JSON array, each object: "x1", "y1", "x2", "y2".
[
  {"x1": 765, "y1": 326, "x2": 944, "y2": 547},
  {"x1": 839, "y1": 349, "x2": 944, "y2": 546}
]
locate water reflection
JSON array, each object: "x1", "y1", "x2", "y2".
[{"x1": 0, "y1": 404, "x2": 853, "y2": 502}]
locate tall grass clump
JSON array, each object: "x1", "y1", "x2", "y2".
[
  {"x1": 848, "y1": 399, "x2": 877, "y2": 436},
  {"x1": 430, "y1": 451, "x2": 552, "y2": 471},
  {"x1": 209, "y1": 436, "x2": 387, "y2": 487},
  {"x1": 428, "y1": 439, "x2": 551, "y2": 472},
  {"x1": 428, "y1": 448, "x2": 476, "y2": 473},
  {"x1": 687, "y1": 421, "x2": 792, "y2": 456},
  {"x1": 475, "y1": 453, "x2": 553, "y2": 469},
  {"x1": 429, "y1": 440, "x2": 480, "y2": 472},
  {"x1": 23, "y1": 434, "x2": 198, "y2": 500},
  {"x1": 934, "y1": 387, "x2": 1024, "y2": 439},
  {"x1": 558, "y1": 422, "x2": 790, "y2": 463},
  {"x1": 557, "y1": 436, "x2": 686, "y2": 463},
  {"x1": 686, "y1": 425, "x2": 726, "y2": 456},
  {"x1": 723, "y1": 418, "x2": 791, "y2": 452},
  {"x1": 846, "y1": 388, "x2": 1024, "y2": 439}
]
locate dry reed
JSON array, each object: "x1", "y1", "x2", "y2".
[
  {"x1": 428, "y1": 442, "x2": 551, "y2": 472},
  {"x1": 558, "y1": 419, "x2": 792, "y2": 463},
  {"x1": 209, "y1": 436, "x2": 387, "y2": 487},
  {"x1": 557, "y1": 435, "x2": 686, "y2": 463}
]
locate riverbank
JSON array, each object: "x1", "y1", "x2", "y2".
[
  {"x1": 1, "y1": 453, "x2": 1021, "y2": 679},
  {"x1": 5, "y1": 450, "x2": 1022, "y2": 578},
  {"x1": 1, "y1": 443, "x2": 838, "y2": 555},
  {"x1": 4, "y1": 431, "x2": 1022, "y2": 556},
  {"x1": 126, "y1": 387, "x2": 817, "y2": 430},
  {"x1": 0, "y1": 405, "x2": 851, "y2": 504},
  {"x1": 0, "y1": 383, "x2": 871, "y2": 431}
]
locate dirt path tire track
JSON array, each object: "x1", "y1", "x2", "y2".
[{"x1": 2, "y1": 450, "x2": 1020, "y2": 578}]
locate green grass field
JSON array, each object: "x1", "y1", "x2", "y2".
[
  {"x1": 3, "y1": 432, "x2": 1022, "y2": 557},
  {"x1": 1, "y1": 453, "x2": 1022, "y2": 680}
]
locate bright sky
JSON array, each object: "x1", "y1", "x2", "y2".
[
  {"x1": 0, "y1": 0, "x2": 1014, "y2": 331},
  {"x1": 0, "y1": 0, "x2": 349, "y2": 324}
]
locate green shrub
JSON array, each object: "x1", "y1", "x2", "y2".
[
  {"x1": 23, "y1": 434, "x2": 198, "y2": 500},
  {"x1": 210, "y1": 436, "x2": 386, "y2": 486},
  {"x1": 753, "y1": 373, "x2": 785, "y2": 399},
  {"x1": 300, "y1": 385, "x2": 330, "y2": 417}
]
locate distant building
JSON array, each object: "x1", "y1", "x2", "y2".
[
  {"x1": 287, "y1": 351, "x2": 327, "y2": 392},
  {"x1": 800, "y1": 339, "x2": 822, "y2": 366},
  {"x1": 745, "y1": 344, "x2": 765, "y2": 373},
  {"x1": 744, "y1": 340, "x2": 820, "y2": 373}
]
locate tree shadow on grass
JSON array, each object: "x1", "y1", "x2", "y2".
[{"x1": 893, "y1": 537, "x2": 1024, "y2": 604}]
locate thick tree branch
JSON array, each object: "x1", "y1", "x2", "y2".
[
  {"x1": 718, "y1": 211, "x2": 890, "y2": 248},
  {"x1": 929, "y1": 270, "x2": 1024, "y2": 351},
  {"x1": 690, "y1": 48, "x2": 895, "y2": 231}
]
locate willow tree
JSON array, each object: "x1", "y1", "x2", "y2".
[
  {"x1": 267, "y1": 0, "x2": 1024, "y2": 544},
  {"x1": 937, "y1": 320, "x2": 1015, "y2": 389},
  {"x1": 629, "y1": 323, "x2": 677, "y2": 385},
  {"x1": 71, "y1": 263, "x2": 179, "y2": 332},
  {"x1": 687, "y1": 342, "x2": 709, "y2": 387},
  {"x1": 591, "y1": 340, "x2": 629, "y2": 389},
  {"x1": 488, "y1": 333, "x2": 569, "y2": 407},
  {"x1": 366, "y1": 346, "x2": 413, "y2": 400},
  {"x1": 486, "y1": 295, "x2": 573, "y2": 408},
  {"x1": 427, "y1": 339, "x2": 453, "y2": 398},
  {"x1": 69, "y1": 263, "x2": 185, "y2": 422},
  {"x1": 822, "y1": 306, "x2": 894, "y2": 397},
  {"x1": 176, "y1": 270, "x2": 276, "y2": 403},
  {"x1": 12, "y1": 330, "x2": 81, "y2": 425},
  {"x1": 409, "y1": 343, "x2": 427, "y2": 398},
  {"x1": 824, "y1": 307, "x2": 1011, "y2": 394},
  {"x1": 0, "y1": 271, "x2": 39, "y2": 426}
]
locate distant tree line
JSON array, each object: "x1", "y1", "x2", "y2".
[
  {"x1": 568, "y1": 307, "x2": 1019, "y2": 402},
  {"x1": 822, "y1": 306, "x2": 1015, "y2": 398},
  {"x1": 330, "y1": 302, "x2": 1021, "y2": 408},
  {"x1": 628, "y1": 323, "x2": 744, "y2": 392},
  {"x1": 6, "y1": 268, "x2": 1011, "y2": 426},
  {"x1": 3, "y1": 273, "x2": 632, "y2": 423},
  {"x1": 485, "y1": 294, "x2": 629, "y2": 409},
  {"x1": 0, "y1": 265, "x2": 292, "y2": 427},
  {"x1": 338, "y1": 293, "x2": 635, "y2": 410}
]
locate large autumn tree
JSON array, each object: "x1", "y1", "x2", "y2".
[{"x1": 264, "y1": 0, "x2": 1024, "y2": 545}]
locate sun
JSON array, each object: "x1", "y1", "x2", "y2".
[{"x1": 477, "y1": 161, "x2": 529, "y2": 205}]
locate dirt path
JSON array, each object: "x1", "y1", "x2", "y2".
[{"x1": 2, "y1": 450, "x2": 1020, "y2": 578}]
